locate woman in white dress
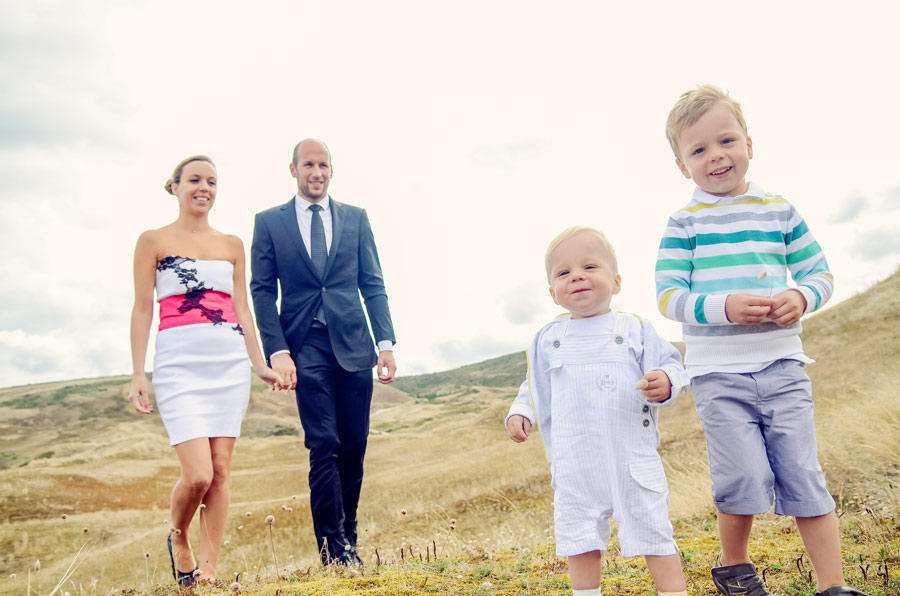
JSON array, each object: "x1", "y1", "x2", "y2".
[{"x1": 128, "y1": 155, "x2": 284, "y2": 586}]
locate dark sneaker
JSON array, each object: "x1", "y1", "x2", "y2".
[
  {"x1": 815, "y1": 587, "x2": 870, "y2": 596},
  {"x1": 711, "y1": 563, "x2": 770, "y2": 596}
]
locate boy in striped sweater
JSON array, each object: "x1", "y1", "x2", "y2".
[{"x1": 655, "y1": 85, "x2": 867, "y2": 596}]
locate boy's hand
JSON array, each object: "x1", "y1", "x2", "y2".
[
  {"x1": 725, "y1": 294, "x2": 774, "y2": 324},
  {"x1": 506, "y1": 414, "x2": 532, "y2": 443},
  {"x1": 637, "y1": 370, "x2": 671, "y2": 402},
  {"x1": 769, "y1": 289, "x2": 806, "y2": 327}
]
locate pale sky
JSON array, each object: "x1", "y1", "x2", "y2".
[{"x1": 2, "y1": 1, "x2": 899, "y2": 388}]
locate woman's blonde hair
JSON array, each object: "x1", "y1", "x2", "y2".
[{"x1": 164, "y1": 155, "x2": 215, "y2": 195}]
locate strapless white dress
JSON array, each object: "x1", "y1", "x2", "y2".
[{"x1": 152, "y1": 256, "x2": 251, "y2": 446}]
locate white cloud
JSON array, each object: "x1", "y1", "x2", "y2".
[
  {"x1": 828, "y1": 190, "x2": 869, "y2": 224},
  {"x1": 851, "y1": 228, "x2": 900, "y2": 262}
]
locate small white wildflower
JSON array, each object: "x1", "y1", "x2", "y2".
[
  {"x1": 634, "y1": 379, "x2": 649, "y2": 390},
  {"x1": 144, "y1": 552, "x2": 151, "y2": 559},
  {"x1": 281, "y1": 505, "x2": 287, "y2": 511},
  {"x1": 60, "y1": 514, "x2": 67, "y2": 520},
  {"x1": 229, "y1": 582, "x2": 241, "y2": 594},
  {"x1": 237, "y1": 525, "x2": 243, "y2": 531},
  {"x1": 265, "y1": 515, "x2": 275, "y2": 525},
  {"x1": 223, "y1": 540, "x2": 230, "y2": 545},
  {"x1": 33, "y1": 560, "x2": 40, "y2": 571},
  {"x1": 291, "y1": 495, "x2": 297, "y2": 500},
  {"x1": 9, "y1": 574, "x2": 16, "y2": 579},
  {"x1": 481, "y1": 581, "x2": 492, "y2": 588},
  {"x1": 400, "y1": 509, "x2": 407, "y2": 516}
]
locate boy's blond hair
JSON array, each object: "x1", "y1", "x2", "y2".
[
  {"x1": 545, "y1": 227, "x2": 618, "y2": 282},
  {"x1": 665, "y1": 84, "x2": 748, "y2": 158}
]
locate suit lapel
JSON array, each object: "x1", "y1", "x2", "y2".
[
  {"x1": 277, "y1": 197, "x2": 320, "y2": 280},
  {"x1": 326, "y1": 198, "x2": 343, "y2": 277}
]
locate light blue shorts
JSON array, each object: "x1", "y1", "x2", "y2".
[{"x1": 691, "y1": 359, "x2": 835, "y2": 517}]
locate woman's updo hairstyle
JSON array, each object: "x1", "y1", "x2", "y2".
[{"x1": 165, "y1": 155, "x2": 215, "y2": 195}]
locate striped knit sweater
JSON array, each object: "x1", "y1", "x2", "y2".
[{"x1": 655, "y1": 182, "x2": 833, "y2": 368}]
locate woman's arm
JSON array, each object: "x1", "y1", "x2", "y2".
[
  {"x1": 229, "y1": 236, "x2": 284, "y2": 389},
  {"x1": 129, "y1": 231, "x2": 158, "y2": 414}
]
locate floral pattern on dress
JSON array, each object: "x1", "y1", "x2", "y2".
[{"x1": 157, "y1": 256, "x2": 242, "y2": 334}]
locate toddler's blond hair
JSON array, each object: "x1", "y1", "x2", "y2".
[
  {"x1": 665, "y1": 84, "x2": 747, "y2": 158},
  {"x1": 545, "y1": 227, "x2": 618, "y2": 282}
]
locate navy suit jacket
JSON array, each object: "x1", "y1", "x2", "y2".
[{"x1": 250, "y1": 196, "x2": 395, "y2": 372}]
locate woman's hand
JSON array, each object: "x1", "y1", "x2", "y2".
[
  {"x1": 257, "y1": 366, "x2": 287, "y2": 391},
  {"x1": 129, "y1": 376, "x2": 154, "y2": 414}
]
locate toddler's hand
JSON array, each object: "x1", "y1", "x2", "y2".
[
  {"x1": 506, "y1": 414, "x2": 532, "y2": 443},
  {"x1": 768, "y1": 289, "x2": 806, "y2": 327},
  {"x1": 637, "y1": 370, "x2": 671, "y2": 402},
  {"x1": 725, "y1": 293, "x2": 774, "y2": 324}
]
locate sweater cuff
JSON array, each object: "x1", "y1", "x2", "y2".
[
  {"x1": 797, "y1": 286, "x2": 816, "y2": 314},
  {"x1": 704, "y1": 294, "x2": 731, "y2": 324}
]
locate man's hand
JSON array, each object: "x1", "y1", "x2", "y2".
[
  {"x1": 506, "y1": 414, "x2": 532, "y2": 443},
  {"x1": 725, "y1": 294, "x2": 774, "y2": 324},
  {"x1": 377, "y1": 351, "x2": 396, "y2": 384},
  {"x1": 769, "y1": 289, "x2": 806, "y2": 327},
  {"x1": 270, "y1": 353, "x2": 297, "y2": 390},
  {"x1": 637, "y1": 369, "x2": 672, "y2": 402}
]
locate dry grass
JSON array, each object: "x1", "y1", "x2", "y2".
[{"x1": 2, "y1": 271, "x2": 899, "y2": 596}]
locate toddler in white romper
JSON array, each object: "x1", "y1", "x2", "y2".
[{"x1": 506, "y1": 227, "x2": 688, "y2": 596}]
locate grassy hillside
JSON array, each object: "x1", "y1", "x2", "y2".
[{"x1": 1, "y1": 270, "x2": 898, "y2": 595}]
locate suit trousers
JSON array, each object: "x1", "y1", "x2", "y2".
[{"x1": 294, "y1": 326, "x2": 373, "y2": 562}]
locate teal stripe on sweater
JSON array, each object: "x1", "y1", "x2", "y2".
[
  {"x1": 786, "y1": 242, "x2": 822, "y2": 266},
  {"x1": 655, "y1": 259, "x2": 693, "y2": 271},
  {"x1": 809, "y1": 285, "x2": 823, "y2": 310},
  {"x1": 697, "y1": 230, "x2": 785, "y2": 246},
  {"x1": 694, "y1": 295, "x2": 707, "y2": 324},
  {"x1": 660, "y1": 236, "x2": 693, "y2": 250},
  {"x1": 693, "y1": 252, "x2": 786, "y2": 270},
  {"x1": 786, "y1": 220, "x2": 809, "y2": 244}
]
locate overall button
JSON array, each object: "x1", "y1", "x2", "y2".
[
  {"x1": 553, "y1": 340, "x2": 560, "y2": 348},
  {"x1": 322, "y1": 287, "x2": 327, "y2": 292},
  {"x1": 642, "y1": 419, "x2": 650, "y2": 428},
  {"x1": 642, "y1": 405, "x2": 650, "y2": 413}
]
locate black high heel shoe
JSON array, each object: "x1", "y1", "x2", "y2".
[{"x1": 167, "y1": 534, "x2": 198, "y2": 587}]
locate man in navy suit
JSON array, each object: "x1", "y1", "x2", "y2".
[{"x1": 250, "y1": 138, "x2": 396, "y2": 565}]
